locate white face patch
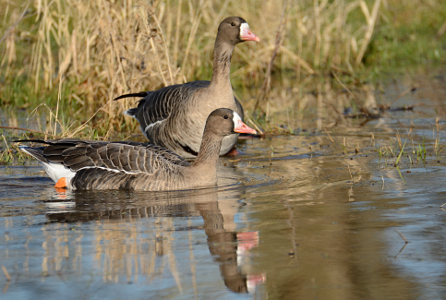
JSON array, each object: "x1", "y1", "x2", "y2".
[
  {"x1": 239, "y1": 23, "x2": 250, "y2": 39},
  {"x1": 232, "y1": 112, "x2": 242, "y2": 127}
]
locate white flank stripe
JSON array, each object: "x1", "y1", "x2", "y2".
[
  {"x1": 42, "y1": 163, "x2": 145, "y2": 186},
  {"x1": 75, "y1": 166, "x2": 144, "y2": 175},
  {"x1": 145, "y1": 119, "x2": 165, "y2": 133}
]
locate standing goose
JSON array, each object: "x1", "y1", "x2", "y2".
[
  {"x1": 114, "y1": 16, "x2": 259, "y2": 158},
  {"x1": 17, "y1": 109, "x2": 256, "y2": 191}
]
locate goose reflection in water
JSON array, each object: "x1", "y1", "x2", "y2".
[{"x1": 42, "y1": 187, "x2": 265, "y2": 294}]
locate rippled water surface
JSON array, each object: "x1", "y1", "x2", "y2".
[{"x1": 1, "y1": 73, "x2": 446, "y2": 299}]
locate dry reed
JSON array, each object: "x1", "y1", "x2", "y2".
[{"x1": 0, "y1": 0, "x2": 439, "y2": 136}]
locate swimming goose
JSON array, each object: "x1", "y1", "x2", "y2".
[
  {"x1": 114, "y1": 16, "x2": 259, "y2": 158},
  {"x1": 17, "y1": 109, "x2": 256, "y2": 191}
]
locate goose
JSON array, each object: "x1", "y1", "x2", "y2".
[
  {"x1": 114, "y1": 16, "x2": 259, "y2": 158},
  {"x1": 17, "y1": 109, "x2": 256, "y2": 191}
]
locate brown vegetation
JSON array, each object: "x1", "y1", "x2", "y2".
[{"x1": 0, "y1": 0, "x2": 445, "y2": 137}]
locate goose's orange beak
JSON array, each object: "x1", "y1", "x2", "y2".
[
  {"x1": 241, "y1": 30, "x2": 260, "y2": 42},
  {"x1": 234, "y1": 120, "x2": 257, "y2": 135},
  {"x1": 240, "y1": 23, "x2": 260, "y2": 42}
]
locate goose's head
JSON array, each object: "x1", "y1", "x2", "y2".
[
  {"x1": 217, "y1": 16, "x2": 260, "y2": 45},
  {"x1": 205, "y1": 108, "x2": 257, "y2": 137}
]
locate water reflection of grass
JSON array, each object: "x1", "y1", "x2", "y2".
[{"x1": 0, "y1": 0, "x2": 445, "y2": 139}]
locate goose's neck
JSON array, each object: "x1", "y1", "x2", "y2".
[
  {"x1": 192, "y1": 132, "x2": 223, "y2": 172},
  {"x1": 210, "y1": 39, "x2": 235, "y2": 89}
]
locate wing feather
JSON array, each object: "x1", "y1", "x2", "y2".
[
  {"x1": 18, "y1": 139, "x2": 189, "y2": 177},
  {"x1": 125, "y1": 81, "x2": 209, "y2": 130}
]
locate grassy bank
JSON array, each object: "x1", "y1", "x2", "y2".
[{"x1": 1, "y1": 0, "x2": 445, "y2": 139}]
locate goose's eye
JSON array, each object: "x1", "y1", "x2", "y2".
[
  {"x1": 224, "y1": 115, "x2": 229, "y2": 119},
  {"x1": 230, "y1": 22, "x2": 236, "y2": 27}
]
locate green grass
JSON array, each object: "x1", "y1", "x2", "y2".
[
  {"x1": 362, "y1": 1, "x2": 446, "y2": 76},
  {"x1": 377, "y1": 138, "x2": 439, "y2": 168}
]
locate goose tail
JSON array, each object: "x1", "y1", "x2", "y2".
[{"x1": 113, "y1": 91, "x2": 148, "y2": 101}]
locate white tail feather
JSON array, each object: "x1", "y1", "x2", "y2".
[
  {"x1": 20, "y1": 147, "x2": 75, "y2": 184},
  {"x1": 41, "y1": 162, "x2": 75, "y2": 183}
]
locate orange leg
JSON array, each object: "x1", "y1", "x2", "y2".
[
  {"x1": 225, "y1": 147, "x2": 239, "y2": 157},
  {"x1": 54, "y1": 177, "x2": 68, "y2": 189}
]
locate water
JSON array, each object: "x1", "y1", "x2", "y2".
[{"x1": 1, "y1": 73, "x2": 446, "y2": 299}]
